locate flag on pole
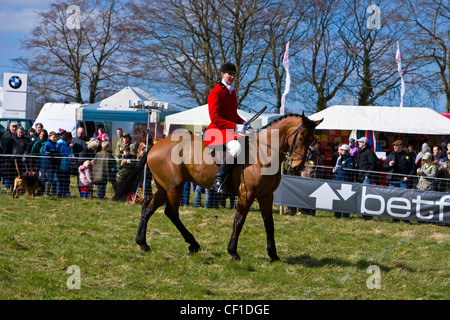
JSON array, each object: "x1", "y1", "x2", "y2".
[
  {"x1": 395, "y1": 41, "x2": 405, "y2": 108},
  {"x1": 280, "y1": 42, "x2": 291, "y2": 115},
  {"x1": 365, "y1": 130, "x2": 377, "y2": 151}
]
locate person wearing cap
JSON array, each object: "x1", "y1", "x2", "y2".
[
  {"x1": 58, "y1": 128, "x2": 67, "y2": 136},
  {"x1": 117, "y1": 145, "x2": 136, "y2": 178},
  {"x1": 204, "y1": 62, "x2": 248, "y2": 193},
  {"x1": 1, "y1": 122, "x2": 18, "y2": 183},
  {"x1": 356, "y1": 137, "x2": 379, "y2": 183},
  {"x1": 414, "y1": 143, "x2": 431, "y2": 167},
  {"x1": 383, "y1": 140, "x2": 415, "y2": 222},
  {"x1": 348, "y1": 138, "x2": 359, "y2": 161},
  {"x1": 118, "y1": 132, "x2": 137, "y2": 158},
  {"x1": 356, "y1": 137, "x2": 379, "y2": 221},
  {"x1": 333, "y1": 144, "x2": 355, "y2": 219},
  {"x1": 2, "y1": 121, "x2": 18, "y2": 140},
  {"x1": 437, "y1": 149, "x2": 450, "y2": 192},
  {"x1": 383, "y1": 140, "x2": 415, "y2": 187},
  {"x1": 416, "y1": 152, "x2": 437, "y2": 191},
  {"x1": 3, "y1": 126, "x2": 32, "y2": 191}
]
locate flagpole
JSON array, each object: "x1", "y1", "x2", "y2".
[
  {"x1": 395, "y1": 41, "x2": 405, "y2": 108},
  {"x1": 280, "y1": 41, "x2": 290, "y2": 115},
  {"x1": 280, "y1": 41, "x2": 290, "y2": 216}
]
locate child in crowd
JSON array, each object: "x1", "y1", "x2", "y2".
[
  {"x1": 78, "y1": 160, "x2": 93, "y2": 198},
  {"x1": 117, "y1": 145, "x2": 136, "y2": 178}
]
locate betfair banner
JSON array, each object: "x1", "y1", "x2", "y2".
[{"x1": 273, "y1": 175, "x2": 450, "y2": 224}]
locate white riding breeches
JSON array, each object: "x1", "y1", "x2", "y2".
[{"x1": 226, "y1": 139, "x2": 242, "y2": 158}]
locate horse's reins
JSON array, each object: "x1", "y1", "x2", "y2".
[
  {"x1": 242, "y1": 107, "x2": 310, "y2": 168},
  {"x1": 246, "y1": 123, "x2": 308, "y2": 164},
  {"x1": 238, "y1": 115, "x2": 309, "y2": 202}
]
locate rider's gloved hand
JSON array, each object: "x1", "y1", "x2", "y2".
[
  {"x1": 243, "y1": 121, "x2": 251, "y2": 129},
  {"x1": 235, "y1": 123, "x2": 248, "y2": 133}
]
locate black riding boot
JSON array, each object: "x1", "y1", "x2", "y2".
[{"x1": 211, "y1": 163, "x2": 234, "y2": 193}]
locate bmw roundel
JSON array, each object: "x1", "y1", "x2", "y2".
[{"x1": 9, "y1": 75, "x2": 22, "y2": 89}]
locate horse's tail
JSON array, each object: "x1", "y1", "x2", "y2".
[{"x1": 112, "y1": 150, "x2": 149, "y2": 201}]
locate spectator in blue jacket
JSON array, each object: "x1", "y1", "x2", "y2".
[
  {"x1": 57, "y1": 132, "x2": 73, "y2": 197},
  {"x1": 333, "y1": 144, "x2": 355, "y2": 218},
  {"x1": 42, "y1": 131, "x2": 60, "y2": 196}
]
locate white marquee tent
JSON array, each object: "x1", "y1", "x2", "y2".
[
  {"x1": 308, "y1": 105, "x2": 450, "y2": 135},
  {"x1": 34, "y1": 102, "x2": 85, "y2": 136}
]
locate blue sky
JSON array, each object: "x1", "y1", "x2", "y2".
[
  {"x1": 0, "y1": 0, "x2": 183, "y2": 107},
  {"x1": 0, "y1": 0, "x2": 55, "y2": 76},
  {"x1": 0, "y1": 1, "x2": 446, "y2": 113}
]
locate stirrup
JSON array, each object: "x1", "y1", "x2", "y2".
[{"x1": 211, "y1": 175, "x2": 228, "y2": 194}]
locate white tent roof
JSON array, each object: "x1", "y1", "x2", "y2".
[
  {"x1": 164, "y1": 104, "x2": 262, "y2": 135},
  {"x1": 77, "y1": 87, "x2": 170, "y2": 122},
  {"x1": 88, "y1": 86, "x2": 168, "y2": 110},
  {"x1": 34, "y1": 102, "x2": 84, "y2": 136},
  {"x1": 308, "y1": 105, "x2": 450, "y2": 135}
]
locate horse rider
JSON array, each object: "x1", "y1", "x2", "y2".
[{"x1": 204, "y1": 62, "x2": 250, "y2": 193}]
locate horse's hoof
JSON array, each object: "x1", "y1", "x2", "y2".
[
  {"x1": 188, "y1": 244, "x2": 200, "y2": 254},
  {"x1": 270, "y1": 256, "x2": 281, "y2": 263},
  {"x1": 230, "y1": 254, "x2": 241, "y2": 261},
  {"x1": 139, "y1": 244, "x2": 151, "y2": 252}
]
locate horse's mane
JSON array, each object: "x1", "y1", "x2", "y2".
[{"x1": 259, "y1": 113, "x2": 315, "y2": 130}]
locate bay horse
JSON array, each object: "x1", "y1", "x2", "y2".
[{"x1": 113, "y1": 113, "x2": 323, "y2": 262}]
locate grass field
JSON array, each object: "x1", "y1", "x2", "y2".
[{"x1": 0, "y1": 182, "x2": 449, "y2": 301}]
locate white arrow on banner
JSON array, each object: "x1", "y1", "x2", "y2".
[
  {"x1": 309, "y1": 183, "x2": 340, "y2": 210},
  {"x1": 337, "y1": 184, "x2": 356, "y2": 201}
]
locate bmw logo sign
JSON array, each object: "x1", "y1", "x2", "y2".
[{"x1": 9, "y1": 76, "x2": 22, "y2": 89}]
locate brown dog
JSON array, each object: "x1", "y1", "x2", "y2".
[{"x1": 12, "y1": 160, "x2": 45, "y2": 199}]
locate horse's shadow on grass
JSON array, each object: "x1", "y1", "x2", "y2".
[{"x1": 285, "y1": 254, "x2": 415, "y2": 273}]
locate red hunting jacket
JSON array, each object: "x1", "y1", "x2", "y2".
[{"x1": 204, "y1": 82, "x2": 245, "y2": 146}]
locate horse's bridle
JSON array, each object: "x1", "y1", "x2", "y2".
[
  {"x1": 246, "y1": 122, "x2": 312, "y2": 165},
  {"x1": 286, "y1": 124, "x2": 309, "y2": 163}
]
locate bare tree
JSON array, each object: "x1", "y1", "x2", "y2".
[
  {"x1": 260, "y1": 0, "x2": 312, "y2": 113},
  {"x1": 15, "y1": 0, "x2": 133, "y2": 104},
  {"x1": 340, "y1": 0, "x2": 421, "y2": 106},
  {"x1": 129, "y1": 0, "x2": 274, "y2": 109},
  {"x1": 407, "y1": 0, "x2": 450, "y2": 112},
  {"x1": 297, "y1": 0, "x2": 355, "y2": 112}
]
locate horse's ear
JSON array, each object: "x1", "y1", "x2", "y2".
[
  {"x1": 301, "y1": 111, "x2": 307, "y2": 121},
  {"x1": 314, "y1": 118, "x2": 324, "y2": 127}
]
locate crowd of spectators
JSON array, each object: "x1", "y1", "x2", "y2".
[
  {"x1": 2, "y1": 121, "x2": 450, "y2": 223},
  {"x1": 0, "y1": 122, "x2": 149, "y2": 199},
  {"x1": 283, "y1": 135, "x2": 450, "y2": 223}
]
